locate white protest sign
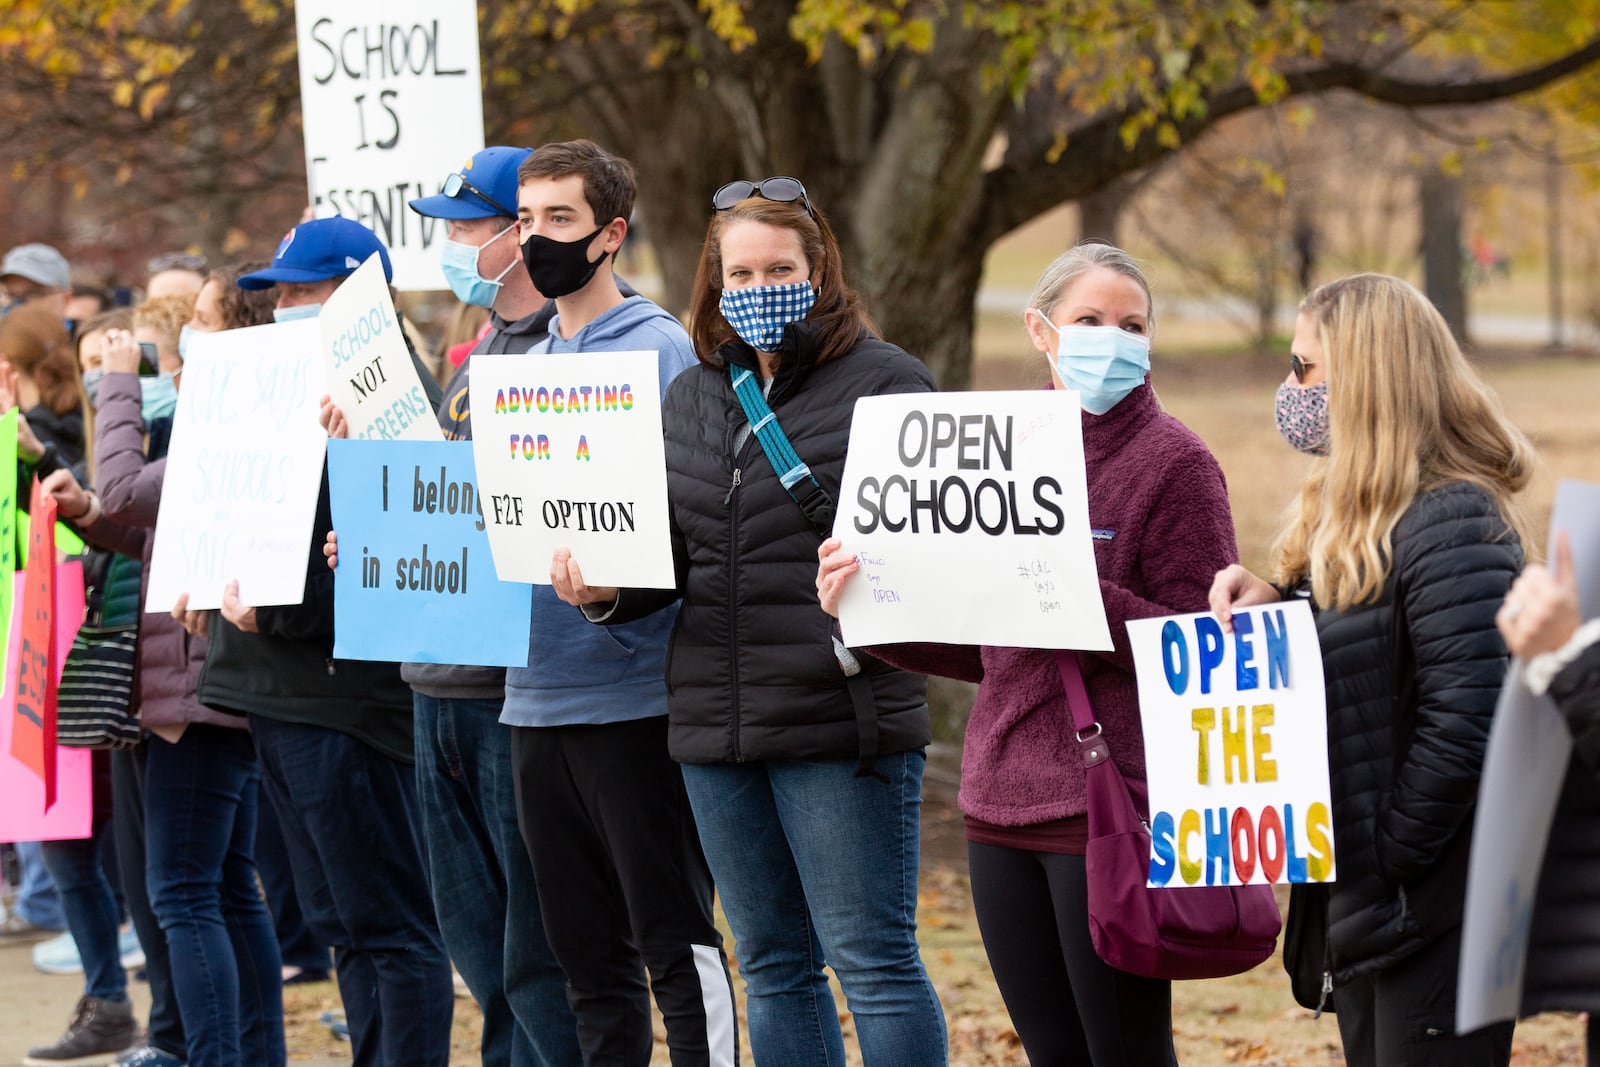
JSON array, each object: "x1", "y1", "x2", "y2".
[
  {"x1": 1458, "y1": 479, "x2": 1600, "y2": 1034},
  {"x1": 832, "y1": 391, "x2": 1111, "y2": 650},
  {"x1": 295, "y1": 1, "x2": 485, "y2": 291},
  {"x1": 1127, "y1": 600, "x2": 1335, "y2": 887},
  {"x1": 321, "y1": 254, "x2": 439, "y2": 442},
  {"x1": 145, "y1": 320, "x2": 330, "y2": 612},
  {"x1": 468, "y1": 351, "x2": 675, "y2": 588}
]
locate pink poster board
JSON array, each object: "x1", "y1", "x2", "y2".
[{"x1": 0, "y1": 562, "x2": 90, "y2": 843}]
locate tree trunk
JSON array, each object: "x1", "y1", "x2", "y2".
[
  {"x1": 1547, "y1": 146, "x2": 1565, "y2": 348},
  {"x1": 1419, "y1": 169, "x2": 1469, "y2": 344},
  {"x1": 1078, "y1": 177, "x2": 1130, "y2": 245}
]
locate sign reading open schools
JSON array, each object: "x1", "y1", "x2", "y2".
[
  {"x1": 831, "y1": 390, "x2": 1111, "y2": 650},
  {"x1": 321, "y1": 254, "x2": 440, "y2": 442},
  {"x1": 144, "y1": 320, "x2": 330, "y2": 612},
  {"x1": 1127, "y1": 601, "x2": 1335, "y2": 888},
  {"x1": 294, "y1": 0, "x2": 485, "y2": 291},
  {"x1": 467, "y1": 350, "x2": 674, "y2": 588},
  {"x1": 327, "y1": 439, "x2": 531, "y2": 666}
]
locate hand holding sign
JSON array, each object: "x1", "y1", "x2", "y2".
[{"x1": 549, "y1": 548, "x2": 618, "y2": 609}]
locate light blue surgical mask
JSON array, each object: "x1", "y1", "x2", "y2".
[
  {"x1": 273, "y1": 302, "x2": 321, "y2": 323},
  {"x1": 1036, "y1": 319, "x2": 1151, "y2": 415},
  {"x1": 82, "y1": 369, "x2": 105, "y2": 409},
  {"x1": 440, "y1": 223, "x2": 518, "y2": 308},
  {"x1": 177, "y1": 324, "x2": 200, "y2": 362},
  {"x1": 140, "y1": 372, "x2": 179, "y2": 422}
]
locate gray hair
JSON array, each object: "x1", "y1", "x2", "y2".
[{"x1": 1026, "y1": 241, "x2": 1155, "y2": 332}]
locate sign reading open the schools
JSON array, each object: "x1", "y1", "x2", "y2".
[
  {"x1": 831, "y1": 390, "x2": 1111, "y2": 650},
  {"x1": 294, "y1": 0, "x2": 485, "y2": 291},
  {"x1": 327, "y1": 439, "x2": 530, "y2": 666},
  {"x1": 1127, "y1": 600, "x2": 1335, "y2": 888}
]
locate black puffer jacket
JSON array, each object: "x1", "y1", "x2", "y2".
[
  {"x1": 606, "y1": 323, "x2": 932, "y2": 765},
  {"x1": 1316, "y1": 481, "x2": 1522, "y2": 983}
]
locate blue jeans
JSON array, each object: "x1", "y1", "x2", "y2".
[
  {"x1": 145, "y1": 725, "x2": 285, "y2": 1067},
  {"x1": 15, "y1": 841, "x2": 66, "y2": 929},
  {"x1": 254, "y1": 783, "x2": 332, "y2": 973},
  {"x1": 680, "y1": 752, "x2": 947, "y2": 1066},
  {"x1": 40, "y1": 819, "x2": 125, "y2": 1002},
  {"x1": 250, "y1": 714, "x2": 453, "y2": 1067},
  {"x1": 413, "y1": 695, "x2": 579, "y2": 1067}
]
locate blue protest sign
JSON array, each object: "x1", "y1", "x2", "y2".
[{"x1": 328, "y1": 438, "x2": 531, "y2": 666}]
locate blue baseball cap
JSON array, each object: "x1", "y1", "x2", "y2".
[
  {"x1": 408, "y1": 146, "x2": 533, "y2": 221},
  {"x1": 237, "y1": 217, "x2": 393, "y2": 290}
]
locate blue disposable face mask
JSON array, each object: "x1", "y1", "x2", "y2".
[
  {"x1": 140, "y1": 372, "x2": 179, "y2": 422},
  {"x1": 1036, "y1": 318, "x2": 1151, "y2": 415},
  {"x1": 177, "y1": 324, "x2": 201, "y2": 363},
  {"x1": 273, "y1": 302, "x2": 321, "y2": 323},
  {"x1": 82, "y1": 369, "x2": 105, "y2": 409},
  {"x1": 719, "y1": 281, "x2": 818, "y2": 352},
  {"x1": 441, "y1": 223, "x2": 518, "y2": 308}
]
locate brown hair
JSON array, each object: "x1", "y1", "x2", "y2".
[
  {"x1": 0, "y1": 304, "x2": 81, "y2": 415},
  {"x1": 217, "y1": 264, "x2": 277, "y2": 328},
  {"x1": 517, "y1": 140, "x2": 636, "y2": 233},
  {"x1": 134, "y1": 292, "x2": 198, "y2": 352},
  {"x1": 687, "y1": 196, "x2": 875, "y2": 369}
]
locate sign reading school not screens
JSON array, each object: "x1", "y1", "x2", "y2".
[{"x1": 295, "y1": 0, "x2": 485, "y2": 291}]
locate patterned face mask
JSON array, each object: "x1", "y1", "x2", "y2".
[
  {"x1": 1275, "y1": 379, "x2": 1330, "y2": 456},
  {"x1": 719, "y1": 281, "x2": 817, "y2": 352}
]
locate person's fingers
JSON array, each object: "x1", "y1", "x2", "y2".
[
  {"x1": 171, "y1": 593, "x2": 189, "y2": 622},
  {"x1": 1553, "y1": 529, "x2": 1574, "y2": 589}
]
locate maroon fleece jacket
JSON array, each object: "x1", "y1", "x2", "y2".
[{"x1": 870, "y1": 383, "x2": 1238, "y2": 825}]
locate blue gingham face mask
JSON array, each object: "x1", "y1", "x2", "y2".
[{"x1": 719, "y1": 281, "x2": 817, "y2": 352}]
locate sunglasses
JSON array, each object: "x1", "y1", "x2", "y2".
[
  {"x1": 442, "y1": 171, "x2": 516, "y2": 219},
  {"x1": 1290, "y1": 353, "x2": 1318, "y2": 384},
  {"x1": 712, "y1": 176, "x2": 813, "y2": 217},
  {"x1": 147, "y1": 252, "x2": 207, "y2": 274}
]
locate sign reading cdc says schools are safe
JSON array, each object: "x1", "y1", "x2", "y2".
[
  {"x1": 832, "y1": 391, "x2": 1111, "y2": 650},
  {"x1": 1127, "y1": 600, "x2": 1336, "y2": 888}
]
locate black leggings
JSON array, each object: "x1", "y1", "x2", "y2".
[{"x1": 968, "y1": 840, "x2": 1179, "y2": 1066}]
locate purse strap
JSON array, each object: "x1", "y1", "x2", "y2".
[{"x1": 1054, "y1": 651, "x2": 1099, "y2": 736}]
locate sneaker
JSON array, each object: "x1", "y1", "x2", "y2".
[
  {"x1": 32, "y1": 931, "x2": 84, "y2": 975},
  {"x1": 0, "y1": 911, "x2": 60, "y2": 940},
  {"x1": 22, "y1": 995, "x2": 138, "y2": 1065},
  {"x1": 318, "y1": 1009, "x2": 350, "y2": 1042},
  {"x1": 118, "y1": 927, "x2": 145, "y2": 971},
  {"x1": 109, "y1": 1048, "x2": 185, "y2": 1067}
]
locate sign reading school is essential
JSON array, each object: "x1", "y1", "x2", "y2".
[
  {"x1": 831, "y1": 391, "x2": 1112, "y2": 650},
  {"x1": 1127, "y1": 601, "x2": 1335, "y2": 887},
  {"x1": 328, "y1": 439, "x2": 531, "y2": 666},
  {"x1": 321, "y1": 255, "x2": 440, "y2": 442},
  {"x1": 145, "y1": 320, "x2": 331, "y2": 612},
  {"x1": 294, "y1": 0, "x2": 485, "y2": 291},
  {"x1": 468, "y1": 351, "x2": 675, "y2": 588}
]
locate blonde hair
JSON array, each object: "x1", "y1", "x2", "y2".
[
  {"x1": 1027, "y1": 241, "x2": 1155, "y2": 332},
  {"x1": 1271, "y1": 273, "x2": 1533, "y2": 609},
  {"x1": 133, "y1": 292, "x2": 197, "y2": 352}
]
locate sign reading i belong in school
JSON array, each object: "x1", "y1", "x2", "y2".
[
  {"x1": 468, "y1": 351, "x2": 675, "y2": 589},
  {"x1": 327, "y1": 438, "x2": 531, "y2": 666},
  {"x1": 1126, "y1": 600, "x2": 1336, "y2": 888},
  {"x1": 831, "y1": 390, "x2": 1112, "y2": 650}
]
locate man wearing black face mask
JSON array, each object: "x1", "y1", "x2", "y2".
[{"x1": 502, "y1": 140, "x2": 737, "y2": 1067}]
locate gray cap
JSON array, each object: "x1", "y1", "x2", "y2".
[{"x1": 1, "y1": 243, "x2": 71, "y2": 289}]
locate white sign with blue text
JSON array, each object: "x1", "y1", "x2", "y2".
[{"x1": 320, "y1": 254, "x2": 440, "y2": 442}]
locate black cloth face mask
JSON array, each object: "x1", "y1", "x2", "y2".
[{"x1": 520, "y1": 223, "x2": 609, "y2": 298}]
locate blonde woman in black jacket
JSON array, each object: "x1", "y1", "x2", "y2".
[{"x1": 1211, "y1": 273, "x2": 1532, "y2": 1067}]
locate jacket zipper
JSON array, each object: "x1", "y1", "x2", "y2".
[{"x1": 725, "y1": 467, "x2": 743, "y2": 761}]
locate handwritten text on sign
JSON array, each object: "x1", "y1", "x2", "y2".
[
  {"x1": 1128, "y1": 601, "x2": 1334, "y2": 887},
  {"x1": 833, "y1": 391, "x2": 1111, "y2": 650},
  {"x1": 321, "y1": 254, "x2": 439, "y2": 442},
  {"x1": 295, "y1": 0, "x2": 485, "y2": 290},
  {"x1": 468, "y1": 351, "x2": 674, "y2": 588},
  {"x1": 327, "y1": 439, "x2": 531, "y2": 666},
  {"x1": 144, "y1": 320, "x2": 330, "y2": 612}
]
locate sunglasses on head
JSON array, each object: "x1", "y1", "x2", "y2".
[
  {"x1": 442, "y1": 171, "x2": 516, "y2": 219},
  {"x1": 1290, "y1": 353, "x2": 1318, "y2": 384},
  {"x1": 712, "y1": 176, "x2": 813, "y2": 217},
  {"x1": 147, "y1": 252, "x2": 207, "y2": 274}
]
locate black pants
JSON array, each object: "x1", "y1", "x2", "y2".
[
  {"x1": 1335, "y1": 925, "x2": 1514, "y2": 1067},
  {"x1": 968, "y1": 840, "x2": 1178, "y2": 1067},
  {"x1": 111, "y1": 744, "x2": 186, "y2": 1058},
  {"x1": 253, "y1": 781, "x2": 332, "y2": 973},
  {"x1": 510, "y1": 716, "x2": 735, "y2": 1067}
]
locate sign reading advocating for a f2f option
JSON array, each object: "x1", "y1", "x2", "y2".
[
  {"x1": 321, "y1": 255, "x2": 440, "y2": 442},
  {"x1": 468, "y1": 351, "x2": 675, "y2": 589},
  {"x1": 327, "y1": 439, "x2": 531, "y2": 666},
  {"x1": 1127, "y1": 601, "x2": 1335, "y2": 888},
  {"x1": 145, "y1": 320, "x2": 330, "y2": 612},
  {"x1": 831, "y1": 391, "x2": 1111, "y2": 650},
  {"x1": 294, "y1": 0, "x2": 485, "y2": 290}
]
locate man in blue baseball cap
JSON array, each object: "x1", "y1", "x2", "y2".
[{"x1": 237, "y1": 216, "x2": 395, "y2": 317}]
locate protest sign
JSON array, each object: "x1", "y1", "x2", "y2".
[
  {"x1": 1458, "y1": 479, "x2": 1600, "y2": 1034},
  {"x1": 328, "y1": 438, "x2": 531, "y2": 665},
  {"x1": 1128, "y1": 600, "x2": 1334, "y2": 887},
  {"x1": 145, "y1": 320, "x2": 330, "y2": 612},
  {"x1": 10, "y1": 481, "x2": 56, "y2": 807},
  {"x1": 321, "y1": 255, "x2": 440, "y2": 442},
  {"x1": 0, "y1": 409, "x2": 14, "y2": 682},
  {"x1": 831, "y1": 390, "x2": 1111, "y2": 650},
  {"x1": 468, "y1": 351, "x2": 675, "y2": 588},
  {"x1": 295, "y1": 0, "x2": 485, "y2": 290},
  {"x1": 0, "y1": 563, "x2": 89, "y2": 843}
]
